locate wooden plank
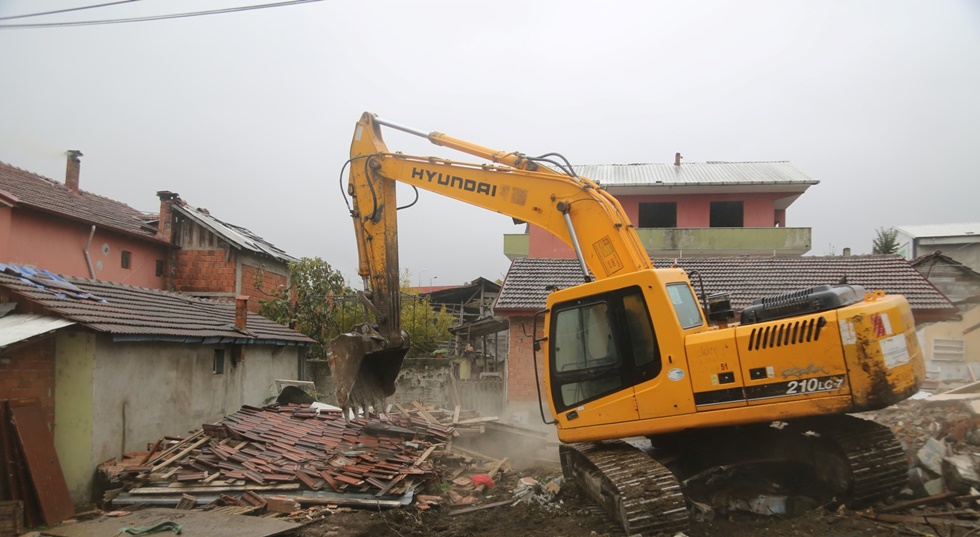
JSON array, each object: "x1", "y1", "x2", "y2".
[
  {"x1": 876, "y1": 491, "x2": 958, "y2": 513},
  {"x1": 8, "y1": 399, "x2": 74, "y2": 526},
  {"x1": 129, "y1": 483, "x2": 300, "y2": 494},
  {"x1": 449, "y1": 499, "x2": 512, "y2": 516},
  {"x1": 151, "y1": 436, "x2": 211, "y2": 471},
  {"x1": 145, "y1": 430, "x2": 204, "y2": 466},
  {"x1": 475, "y1": 457, "x2": 508, "y2": 493}
]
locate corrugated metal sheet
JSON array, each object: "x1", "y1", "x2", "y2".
[
  {"x1": 571, "y1": 161, "x2": 818, "y2": 187},
  {"x1": 0, "y1": 314, "x2": 75, "y2": 348},
  {"x1": 175, "y1": 204, "x2": 295, "y2": 264},
  {"x1": 896, "y1": 222, "x2": 980, "y2": 239}
]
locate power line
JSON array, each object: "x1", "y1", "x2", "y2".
[
  {"x1": 0, "y1": 0, "x2": 324, "y2": 30},
  {"x1": 0, "y1": 1, "x2": 145, "y2": 22}
]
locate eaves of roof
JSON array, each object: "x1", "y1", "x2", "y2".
[{"x1": 0, "y1": 264, "x2": 313, "y2": 345}]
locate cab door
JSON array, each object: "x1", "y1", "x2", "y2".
[{"x1": 547, "y1": 287, "x2": 643, "y2": 429}]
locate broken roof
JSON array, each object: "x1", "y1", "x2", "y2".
[
  {"x1": 495, "y1": 255, "x2": 958, "y2": 323},
  {"x1": 173, "y1": 203, "x2": 296, "y2": 264},
  {"x1": 0, "y1": 264, "x2": 313, "y2": 345},
  {"x1": 0, "y1": 160, "x2": 163, "y2": 241}
]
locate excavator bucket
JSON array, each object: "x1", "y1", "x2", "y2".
[{"x1": 328, "y1": 327, "x2": 408, "y2": 414}]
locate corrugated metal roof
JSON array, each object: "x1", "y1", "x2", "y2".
[
  {"x1": 0, "y1": 314, "x2": 75, "y2": 348},
  {"x1": 896, "y1": 222, "x2": 980, "y2": 239},
  {"x1": 175, "y1": 204, "x2": 295, "y2": 264},
  {"x1": 0, "y1": 265, "x2": 312, "y2": 345},
  {"x1": 495, "y1": 256, "x2": 957, "y2": 323},
  {"x1": 571, "y1": 161, "x2": 818, "y2": 187}
]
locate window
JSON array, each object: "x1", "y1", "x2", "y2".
[
  {"x1": 121, "y1": 250, "x2": 132, "y2": 269},
  {"x1": 550, "y1": 287, "x2": 663, "y2": 412},
  {"x1": 666, "y1": 283, "x2": 703, "y2": 329},
  {"x1": 710, "y1": 201, "x2": 743, "y2": 227},
  {"x1": 638, "y1": 202, "x2": 677, "y2": 228},
  {"x1": 213, "y1": 349, "x2": 225, "y2": 374},
  {"x1": 155, "y1": 260, "x2": 164, "y2": 277}
]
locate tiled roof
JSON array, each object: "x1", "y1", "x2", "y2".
[
  {"x1": 0, "y1": 160, "x2": 162, "y2": 240},
  {"x1": 495, "y1": 255, "x2": 957, "y2": 322},
  {"x1": 0, "y1": 264, "x2": 313, "y2": 345},
  {"x1": 175, "y1": 204, "x2": 295, "y2": 264},
  {"x1": 571, "y1": 161, "x2": 818, "y2": 187}
]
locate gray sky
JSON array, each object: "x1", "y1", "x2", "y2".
[{"x1": 1, "y1": 0, "x2": 978, "y2": 288}]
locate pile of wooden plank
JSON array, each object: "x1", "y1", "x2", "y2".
[{"x1": 100, "y1": 401, "x2": 515, "y2": 519}]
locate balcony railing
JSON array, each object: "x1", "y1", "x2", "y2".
[{"x1": 505, "y1": 227, "x2": 811, "y2": 259}]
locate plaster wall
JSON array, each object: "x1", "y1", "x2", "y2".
[
  {"x1": 528, "y1": 192, "x2": 792, "y2": 258},
  {"x1": 2, "y1": 210, "x2": 166, "y2": 287},
  {"x1": 920, "y1": 305, "x2": 980, "y2": 380},
  {"x1": 53, "y1": 330, "x2": 96, "y2": 502},
  {"x1": 60, "y1": 338, "x2": 302, "y2": 503}
]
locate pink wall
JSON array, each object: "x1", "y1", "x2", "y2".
[
  {"x1": 1, "y1": 210, "x2": 167, "y2": 288},
  {"x1": 528, "y1": 192, "x2": 789, "y2": 257}
]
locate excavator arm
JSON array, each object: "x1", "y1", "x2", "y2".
[{"x1": 330, "y1": 112, "x2": 655, "y2": 411}]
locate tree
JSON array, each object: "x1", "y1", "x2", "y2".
[
  {"x1": 258, "y1": 257, "x2": 361, "y2": 361},
  {"x1": 259, "y1": 262, "x2": 456, "y2": 361},
  {"x1": 400, "y1": 270, "x2": 456, "y2": 357},
  {"x1": 872, "y1": 227, "x2": 900, "y2": 254}
]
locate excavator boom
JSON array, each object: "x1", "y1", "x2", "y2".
[{"x1": 331, "y1": 112, "x2": 656, "y2": 411}]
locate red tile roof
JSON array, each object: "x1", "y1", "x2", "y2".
[
  {"x1": 0, "y1": 264, "x2": 312, "y2": 345},
  {"x1": 0, "y1": 160, "x2": 163, "y2": 240},
  {"x1": 495, "y1": 255, "x2": 958, "y2": 323}
]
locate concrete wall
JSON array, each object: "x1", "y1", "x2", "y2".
[
  {"x1": 310, "y1": 358, "x2": 454, "y2": 409},
  {"x1": 53, "y1": 333, "x2": 301, "y2": 503}
]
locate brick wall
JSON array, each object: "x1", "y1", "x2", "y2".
[
  {"x1": 173, "y1": 248, "x2": 237, "y2": 294},
  {"x1": 506, "y1": 315, "x2": 547, "y2": 401},
  {"x1": 241, "y1": 263, "x2": 288, "y2": 313},
  {"x1": 0, "y1": 338, "x2": 56, "y2": 429}
]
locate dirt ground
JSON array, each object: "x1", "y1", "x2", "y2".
[{"x1": 290, "y1": 461, "x2": 941, "y2": 537}]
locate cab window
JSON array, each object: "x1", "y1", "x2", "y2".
[
  {"x1": 550, "y1": 287, "x2": 662, "y2": 412},
  {"x1": 666, "y1": 283, "x2": 703, "y2": 329}
]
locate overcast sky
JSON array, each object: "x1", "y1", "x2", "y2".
[{"x1": 1, "y1": 0, "x2": 977, "y2": 288}]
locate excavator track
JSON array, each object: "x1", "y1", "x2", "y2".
[
  {"x1": 560, "y1": 440, "x2": 689, "y2": 536},
  {"x1": 802, "y1": 414, "x2": 909, "y2": 505}
]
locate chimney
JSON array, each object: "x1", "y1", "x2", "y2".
[
  {"x1": 156, "y1": 191, "x2": 180, "y2": 242},
  {"x1": 65, "y1": 150, "x2": 83, "y2": 193},
  {"x1": 674, "y1": 152, "x2": 682, "y2": 166},
  {"x1": 235, "y1": 295, "x2": 249, "y2": 332},
  {"x1": 842, "y1": 247, "x2": 851, "y2": 257}
]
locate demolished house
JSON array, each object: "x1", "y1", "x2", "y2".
[{"x1": 0, "y1": 263, "x2": 313, "y2": 510}]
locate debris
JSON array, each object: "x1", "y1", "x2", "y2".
[{"x1": 448, "y1": 499, "x2": 513, "y2": 516}]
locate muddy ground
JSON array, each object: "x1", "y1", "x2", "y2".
[{"x1": 291, "y1": 460, "x2": 946, "y2": 537}]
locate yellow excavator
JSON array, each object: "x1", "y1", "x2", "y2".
[{"x1": 330, "y1": 112, "x2": 925, "y2": 535}]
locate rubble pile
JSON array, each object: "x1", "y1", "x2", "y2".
[
  {"x1": 98, "y1": 401, "x2": 516, "y2": 522},
  {"x1": 852, "y1": 392, "x2": 980, "y2": 533}
]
